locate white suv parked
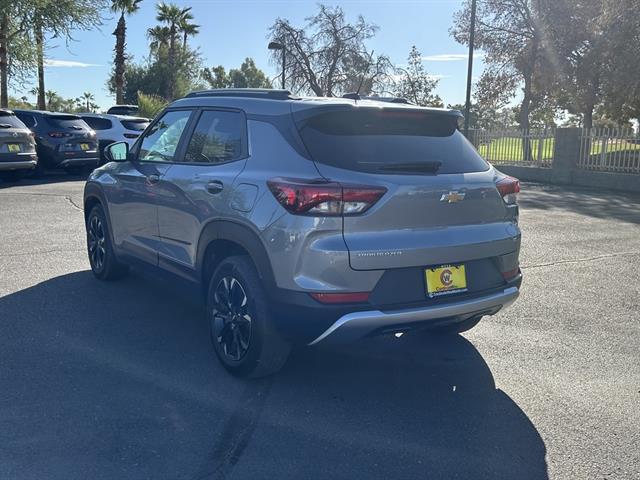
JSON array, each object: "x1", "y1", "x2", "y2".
[{"x1": 79, "y1": 114, "x2": 149, "y2": 161}]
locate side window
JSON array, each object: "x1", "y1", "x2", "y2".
[
  {"x1": 138, "y1": 110, "x2": 192, "y2": 162},
  {"x1": 83, "y1": 117, "x2": 112, "y2": 130},
  {"x1": 16, "y1": 113, "x2": 35, "y2": 128},
  {"x1": 184, "y1": 110, "x2": 246, "y2": 164}
]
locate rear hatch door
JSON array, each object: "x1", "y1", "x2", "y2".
[
  {"x1": 0, "y1": 112, "x2": 34, "y2": 157},
  {"x1": 293, "y1": 104, "x2": 520, "y2": 271},
  {"x1": 46, "y1": 114, "x2": 97, "y2": 153}
]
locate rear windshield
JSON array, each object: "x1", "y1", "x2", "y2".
[
  {"x1": 46, "y1": 115, "x2": 87, "y2": 129},
  {"x1": 121, "y1": 119, "x2": 149, "y2": 131},
  {"x1": 0, "y1": 113, "x2": 27, "y2": 129},
  {"x1": 295, "y1": 108, "x2": 489, "y2": 174}
]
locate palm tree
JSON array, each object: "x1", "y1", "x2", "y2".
[
  {"x1": 178, "y1": 13, "x2": 199, "y2": 50},
  {"x1": 111, "y1": 0, "x2": 143, "y2": 105},
  {"x1": 45, "y1": 90, "x2": 57, "y2": 111},
  {"x1": 82, "y1": 92, "x2": 95, "y2": 111},
  {"x1": 156, "y1": 3, "x2": 192, "y2": 99},
  {"x1": 147, "y1": 25, "x2": 171, "y2": 55}
]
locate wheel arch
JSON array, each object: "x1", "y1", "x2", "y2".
[{"x1": 197, "y1": 220, "x2": 276, "y2": 297}]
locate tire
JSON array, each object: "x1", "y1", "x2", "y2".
[
  {"x1": 86, "y1": 204, "x2": 129, "y2": 281},
  {"x1": 206, "y1": 255, "x2": 291, "y2": 378}
]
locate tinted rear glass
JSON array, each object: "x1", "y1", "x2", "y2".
[
  {"x1": 0, "y1": 113, "x2": 27, "y2": 129},
  {"x1": 108, "y1": 106, "x2": 138, "y2": 115},
  {"x1": 121, "y1": 119, "x2": 149, "y2": 131},
  {"x1": 295, "y1": 108, "x2": 489, "y2": 174},
  {"x1": 82, "y1": 117, "x2": 112, "y2": 130},
  {"x1": 46, "y1": 115, "x2": 88, "y2": 129}
]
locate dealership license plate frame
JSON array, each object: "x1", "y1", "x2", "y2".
[{"x1": 425, "y1": 264, "x2": 468, "y2": 298}]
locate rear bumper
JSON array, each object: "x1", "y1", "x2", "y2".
[
  {"x1": 0, "y1": 159, "x2": 37, "y2": 171},
  {"x1": 58, "y1": 156, "x2": 99, "y2": 168},
  {"x1": 308, "y1": 286, "x2": 520, "y2": 345}
]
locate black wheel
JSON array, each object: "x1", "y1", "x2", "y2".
[
  {"x1": 207, "y1": 256, "x2": 291, "y2": 378},
  {"x1": 86, "y1": 204, "x2": 129, "y2": 280}
]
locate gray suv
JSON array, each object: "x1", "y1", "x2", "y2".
[{"x1": 83, "y1": 89, "x2": 522, "y2": 378}]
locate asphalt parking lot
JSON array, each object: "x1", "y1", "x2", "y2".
[{"x1": 1, "y1": 176, "x2": 639, "y2": 480}]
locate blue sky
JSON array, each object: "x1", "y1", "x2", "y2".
[{"x1": 14, "y1": 0, "x2": 483, "y2": 110}]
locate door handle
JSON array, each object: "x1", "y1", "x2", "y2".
[
  {"x1": 146, "y1": 173, "x2": 160, "y2": 185},
  {"x1": 206, "y1": 180, "x2": 224, "y2": 194}
]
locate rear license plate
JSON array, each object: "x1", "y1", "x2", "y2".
[
  {"x1": 80, "y1": 143, "x2": 90, "y2": 151},
  {"x1": 425, "y1": 264, "x2": 467, "y2": 298},
  {"x1": 7, "y1": 144, "x2": 21, "y2": 152}
]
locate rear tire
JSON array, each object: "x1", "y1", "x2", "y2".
[
  {"x1": 86, "y1": 204, "x2": 129, "y2": 281},
  {"x1": 206, "y1": 255, "x2": 291, "y2": 378}
]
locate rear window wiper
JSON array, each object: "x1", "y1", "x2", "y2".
[{"x1": 378, "y1": 161, "x2": 442, "y2": 173}]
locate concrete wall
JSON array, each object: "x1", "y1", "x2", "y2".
[{"x1": 491, "y1": 128, "x2": 640, "y2": 193}]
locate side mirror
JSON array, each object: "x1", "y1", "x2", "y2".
[{"x1": 104, "y1": 141, "x2": 129, "y2": 163}]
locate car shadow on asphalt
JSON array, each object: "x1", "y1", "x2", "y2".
[
  {"x1": 0, "y1": 270, "x2": 548, "y2": 480},
  {"x1": 0, "y1": 171, "x2": 89, "y2": 189},
  {"x1": 520, "y1": 183, "x2": 640, "y2": 224}
]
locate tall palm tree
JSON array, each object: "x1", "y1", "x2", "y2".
[
  {"x1": 45, "y1": 90, "x2": 57, "y2": 111},
  {"x1": 111, "y1": 0, "x2": 143, "y2": 105},
  {"x1": 178, "y1": 13, "x2": 199, "y2": 50},
  {"x1": 156, "y1": 3, "x2": 192, "y2": 99},
  {"x1": 147, "y1": 25, "x2": 171, "y2": 55},
  {"x1": 82, "y1": 92, "x2": 95, "y2": 111}
]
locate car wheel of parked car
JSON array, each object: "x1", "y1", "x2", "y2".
[
  {"x1": 207, "y1": 256, "x2": 291, "y2": 378},
  {"x1": 86, "y1": 204, "x2": 129, "y2": 281}
]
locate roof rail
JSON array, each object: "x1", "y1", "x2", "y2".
[{"x1": 185, "y1": 88, "x2": 293, "y2": 100}]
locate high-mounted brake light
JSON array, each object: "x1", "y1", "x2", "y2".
[
  {"x1": 123, "y1": 133, "x2": 140, "y2": 139},
  {"x1": 267, "y1": 178, "x2": 386, "y2": 216},
  {"x1": 496, "y1": 175, "x2": 520, "y2": 205}
]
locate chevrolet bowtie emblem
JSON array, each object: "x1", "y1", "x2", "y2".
[{"x1": 440, "y1": 191, "x2": 466, "y2": 203}]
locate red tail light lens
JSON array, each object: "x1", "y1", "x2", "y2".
[
  {"x1": 267, "y1": 178, "x2": 386, "y2": 216},
  {"x1": 48, "y1": 132, "x2": 72, "y2": 138},
  {"x1": 310, "y1": 292, "x2": 370, "y2": 304},
  {"x1": 496, "y1": 175, "x2": 520, "y2": 205},
  {"x1": 501, "y1": 267, "x2": 520, "y2": 281}
]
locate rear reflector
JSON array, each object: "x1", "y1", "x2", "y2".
[
  {"x1": 496, "y1": 176, "x2": 520, "y2": 205},
  {"x1": 310, "y1": 292, "x2": 370, "y2": 304},
  {"x1": 501, "y1": 268, "x2": 520, "y2": 281},
  {"x1": 267, "y1": 178, "x2": 386, "y2": 216}
]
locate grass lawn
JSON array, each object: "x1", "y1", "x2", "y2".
[{"x1": 476, "y1": 136, "x2": 640, "y2": 163}]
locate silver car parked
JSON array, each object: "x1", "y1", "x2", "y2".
[{"x1": 83, "y1": 89, "x2": 522, "y2": 378}]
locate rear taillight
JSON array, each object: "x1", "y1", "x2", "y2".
[
  {"x1": 123, "y1": 133, "x2": 139, "y2": 139},
  {"x1": 496, "y1": 175, "x2": 520, "y2": 205},
  {"x1": 267, "y1": 178, "x2": 386, "y2": 216},
  {"x1": 48, "y1": 132, "x2": 72, "y2": 138},
  {"x1": 501, "y1": 267, "x2": 520, "y2": 281},
  {"x1": 310, "y1": 292, "x2": 370, "y2": 304}
]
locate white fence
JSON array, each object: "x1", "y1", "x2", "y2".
[
  {"x1": 578, "y1": 128, "x2": 640, "y2": 174},
  {"x1": 467, "y1": 129, "x2": 555, "y2": 168}
]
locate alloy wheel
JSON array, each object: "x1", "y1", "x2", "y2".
[
  {"x1": 87, "y1": 215, "x2": 106, "y2": 271},
  {"x1": 211, "y1": 276, "x2": 252, "y2": 362}
]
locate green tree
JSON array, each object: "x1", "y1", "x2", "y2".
[
  {"x1": 178, "y1": 10, "x2": 198, "y2": 50},
  {"x1": 391, "y1": 46, "x2": 443, "y2": 107},
  {"x1": 111, "y1": 0, "x2": 142, "y2": 105},
  {"x1": 203, "y1": 58, "x2": 272, "y2": 89},
  {"x1": 82, "y1": 91, "x2": 94, "y2": 111},
  {"x1": 33, "y1": 0, "x2": 107, "y2": 110},
  {"x1": 155, "y1": 2, "x2": 192, "y2": 99},
  {"x1": 268, "y1": 5, "x2": 390, "y2": 96},
  {"x1": 0, "y1": 1, "x2": 38, "y2": 108},
  {"x1": 147, "y1": 25, "x2": 170, "y2": 55}
]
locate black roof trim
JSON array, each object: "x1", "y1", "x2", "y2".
[{"x1": 185, "y1": 88, "x2": 294, "y2": 100}]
